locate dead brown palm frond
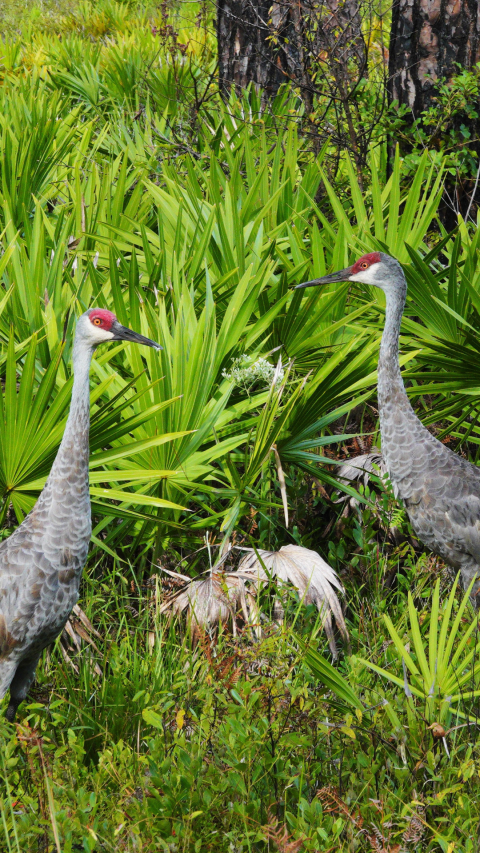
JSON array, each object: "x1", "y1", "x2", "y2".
[
  {"x1": 71, "y1": 603, "x2": 102, "y2": 639},
  {"x1": 237, "y1": 544, "x2": 348, "y2": 656},
  {"x1": 61, "y1": 603, "x2": 103, "y2": 677},
  {"x1": 158, "y1": 544, "x2": 347, "y2": 654},
  {"x1": 399, "y1": 805, "x2": 425, "y2": 851},
  {"x1": 368, "y1": 827, "x2": 400, "y2": 853},
  {"x1": 159, "y1": 568, "x2": 251, "y2": 642},
  {"x1": 316, "y1": 785, "x2": 363, "y2": 829},
  {"x1": 197, "y1": 632, "x2": 243, "y2": 688}
]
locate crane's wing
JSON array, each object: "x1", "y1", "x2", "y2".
[
  {"x1": 0, "y1": 481, "x2": 89, "y2": 662},
  {"x1": 445, "y1": 495, "x2": 480, "y2": 564},
  {"x1": 0, "y1": 524, "x2": 52, "y2": 656}
]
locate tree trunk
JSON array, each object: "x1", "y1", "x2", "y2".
[
  {"x1": 217, "y1": 0, "x2": 366, "y2": 115},
  {"x1": 388, "y1": 0, "x2": 480, "y2": 114},
  {"x1": 216, "y1": 0, "x2": 308, "y2": 102},
  {"x1": 389, "y1": 0, "x2": 480, "y2": 225}
]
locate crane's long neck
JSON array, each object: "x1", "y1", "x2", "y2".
[
  {"x1": 377, "y1": 286, "x2": 411, "y2": 414},
  {"x1": 47, "y1": 337, "x2": 93, "y2": 484},
  {"x1": 377, "y1": 282, "x2": 429, "y2": 497},
  {"x1": 31, "y1": 328, "x2": 94, "y2": 571}
]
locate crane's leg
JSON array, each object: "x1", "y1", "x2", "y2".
[{"x1": 6, "y1": 653, "x2": 42, "y2": 722}]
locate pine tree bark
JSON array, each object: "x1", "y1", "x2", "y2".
[
  {"x1": 388, "y1": 0, "x2": 480, "y2": 224},
  {"x1": 217, "y1": 0, "x2": 366, "y2": 114},
  {"x1": 388, "y1": 0, "x2": 480, "y2": 114},
  {"x1": 216, "y1": 0, "x2": 308, "y2": 101}
]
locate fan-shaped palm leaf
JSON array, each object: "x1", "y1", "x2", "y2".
[
  {"x1": 159, "y1": 544, "x2": 347, "y2": 654},
  {"x1": 238, "y1": 545, "x2": 348, "y2": 655},
  {"x1": 159, "y1": 567, "x2": 250, "y2": 642}
]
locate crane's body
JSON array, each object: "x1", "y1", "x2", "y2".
[
  {"x1": 0, "y1": 309, "x2": 159, "y2": 721},
  {"x1": 298, "y1": 252, "x2": 480, "y2": 598}
]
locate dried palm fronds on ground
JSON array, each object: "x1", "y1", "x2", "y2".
[
  {"x1": 238, "y1": 544, "x2": 348, "y2": 655},
  {"x1": 262, "y1": 811, "x2": 305, "y2": 852},
  {"x1": 316, "y1": 786, "x2": 425, "y2": 852},
  {"x1": 159, "y1": 544, "x2": 348, "y2": 655},
  {"x1": 159, "y1": 565, "x2": 252, "y2": 642}
]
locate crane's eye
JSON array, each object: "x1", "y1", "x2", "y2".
[
  {"x1": 92, "y1": 317, "x2": 102, "y2": 326},
  {"x1": 360, "y1": 262, "x2": 368, "y2": 269}
]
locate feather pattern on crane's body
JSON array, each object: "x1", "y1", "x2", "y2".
[
  {"x1": 0, "y1": 342, "x2": 92, "y2": 708},
  {"x1": 377, "y1": 260, "x2": 480, "y2": 594}
]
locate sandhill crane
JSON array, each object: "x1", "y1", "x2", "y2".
[
  {"x1": 297, "y1": 252, "x2": 480, "y2": 598},
  {"x1": 0, "y1": 309, "x2": 160, "y2": 721}
]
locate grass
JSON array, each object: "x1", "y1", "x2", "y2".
[{"x1": 2, "y1": 550, "x2": 480, "y2": 851}]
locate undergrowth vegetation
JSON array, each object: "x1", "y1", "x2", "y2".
[{"x1": 1, "y1": 1, "x2": 480, "y2": 850}]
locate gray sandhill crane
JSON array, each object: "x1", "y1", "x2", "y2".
[
  {"x1": 297, "y1": 252, "x2": 480, "y2": 598},
  {"x1": 0, "y1": 309, "x2": 160, "y2": 721}
]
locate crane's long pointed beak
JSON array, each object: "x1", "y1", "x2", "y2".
[
  {"x1": 295, "y1": 266, "x2": 354, "y2": 288},
  {"x1": 112, "y1": 321, "x2": 162, "y2": 350}
]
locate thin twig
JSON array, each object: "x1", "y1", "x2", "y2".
[{"x1": 465, "y1": 158, "x2": 480, "y2": 222}]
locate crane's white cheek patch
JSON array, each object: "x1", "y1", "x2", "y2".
[
  {"x1": 349, "y1": 264, "x2": 381, "y2": 285},
  {"x1": 89, "y1": 326, "x2": 115, "y2": 344}
]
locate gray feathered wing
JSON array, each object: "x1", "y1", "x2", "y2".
[
  {"x1": 446, "y1": 496, "x2": 480, "y2": 565},
  {"x1": 0, "y1": 527, "x2": 48, "y2": 658}
]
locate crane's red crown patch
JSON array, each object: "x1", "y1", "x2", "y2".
[
  {"x1": 352, "y1": 252, "x2": 381, "y2": 273},
  {"x1": 89, "y1": 309, "x2": 116, "y2": 330}
]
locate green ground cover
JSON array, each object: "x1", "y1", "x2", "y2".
[{"x1": 1, "y1": 2, "x2": 480, "y2": 850}]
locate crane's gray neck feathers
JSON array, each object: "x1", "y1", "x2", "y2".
[
  {"x1": 45, "y1": 338, "x2": 93, "y2": 487},
  {"x1": 377, "y1": 277, "x2": 434, "y2": 498},
  {"x1": 377, "y1": 285, "x2": 410, "y2": 412}
]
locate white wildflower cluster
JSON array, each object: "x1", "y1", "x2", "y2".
[{"x1": 222, "y1": 355, "x2": 283, "y2": 391}]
